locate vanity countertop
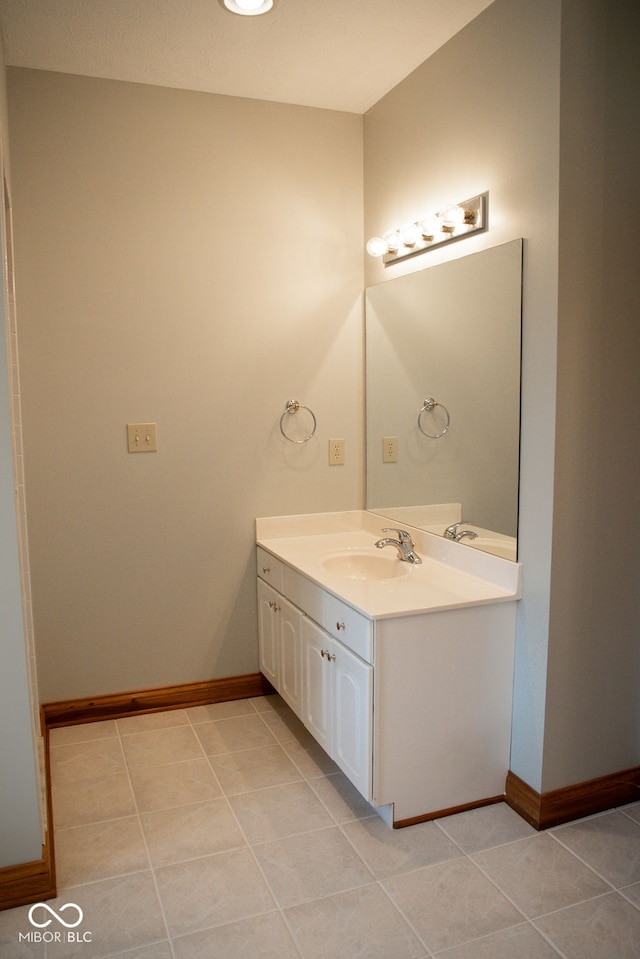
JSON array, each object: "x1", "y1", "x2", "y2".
[{"x1": 256, "y1": 510, "x2": 521, "y2": 620}]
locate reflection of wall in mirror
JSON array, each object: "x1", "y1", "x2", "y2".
[{"x1": 365, "y1": 239, "x2": 523, "y2": 542}]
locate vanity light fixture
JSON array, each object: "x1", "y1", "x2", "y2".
[
  {"x1": 367, "y1": 192, "x2": 488, "y2": 265},
  {"x1": 219, "y1": 0, "x2": 274, "y2": 15}
]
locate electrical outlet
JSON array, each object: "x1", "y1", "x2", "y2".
[
  {"x1": 329, "y1": 438, "x2": 345, "y2": 465},
  {"x1": 382, "y1": 436, "x2": 398, "y2": 463},
  {"x1": 127, "y1": 423, "x2": 158, "y2": 453}
]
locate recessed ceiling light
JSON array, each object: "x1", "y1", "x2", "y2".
[{"x1": 219, "y1": 0, "x2": 274, "y2": 15}]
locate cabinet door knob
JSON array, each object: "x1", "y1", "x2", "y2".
[
  {"x1": 328, "y1": 652, "x2": 336, "y2": 661},
  {"x1": 262, "y1": 566, "x2": 270, "y2": 574},
  {"x1": 336, "y1": 621, "x2": 345, "y2": 631},
  {"x1": 269, "y1": 601, "x2": 280, "y2": 611}
]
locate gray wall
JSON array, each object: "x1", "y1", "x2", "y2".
[
  {"x1": 365, "y1": 0, "x2": 640, "y2": 794},
  {"x1": 8, "y1": 72, "x2": 364, "y2": 702},
  {"x1": 0, "y1": 56, "x2": 43, "y2": 867},
  {"x1": 364, "y1": 0, "x2": 561, "y2": 792}
]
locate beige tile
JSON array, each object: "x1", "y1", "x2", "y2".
[
  {"x1": 383, "y1": 857, "x2": 523, "y2": 954},
  {"x1": 258, "y1": 705, "x2": 309, "y2": 743},
  {"x1": 535, "y1": 890, "x2": 640, "y2": 959},
  {"x1": 281, "y1": 733, "x2": 340, "y2": 779},
  {"x1": 0, "y1": 901, "x2": 46, "y2": 957},
  {"x1": 55, "y1": 817, "x2": 149, "y2": 887},
  {"x1": 46, "y1": 873, "x2": 166, "y2": 958},
  {"x1": 50, "y1": 739, "x2": 126, "y2": 785},
  {"x1": 309, "y1": 771, "x2": 377, "y2": 823},
  {"x1": 186, "y1": 700, "x2": 255, "y2": 723},
  {"x1": 436, "y1": 802, "x2": 537, "y2": 854},
  {"x1": 622, "y1": 802, "x2": 640, "y2": 825},
  {"x1": 249, "y1": 694, "x2": 288, "y2": 713},
  {"x1": 172, "y1": 911, "x2": 301, "y2": 959},
  {"x1": 432, "y1": 922, "x2": 563, "y2": 958},
  {"x1": 102, "y1": 944, "x2": 173, "y2": 959},
  {"x1": 155, "y1": 848, "x2": 275, "y2": 937},
  {"x1": 141, "y1": 798, "x2": 246, "y2": 867},
  {"x1": 285, "y1": 883, "x2": 424, "y2": 959},
  {"x1": 472, "y1": 834, "x2": 610, "y2": 918},
  {"x1": 228, "y1": 780, "x2": 334, "y2": 843},
  {"x1": 194, "y1": 714, "x2": 278, "y2": 755},
  {"x1": 621, "y1": 880, "x2": 640, "y2": 909},
  {"x1": 253, "y1": 825, "x2": 374, "y2": 907},
  {"x1": 208, "y1": 745, "x2": 302, "y2": 795},
  {"x1": 52, "y1": 771, "x2": 136, "y2": 828},
  {"x1": 342, "y1": 814, "x2": 461, "y2": 879},
  {"x1": 116, "y1": 710, "x2": 189, "y2": 734},
  {"x1": 49, "y1": 720, "x2": 118, "y2": 745},
  {"x1": 551, "y1": 811, "x2": 640, "y2": 887},
  {"x1": 120, "y1": 725, "x2": 204, "y2": 768},
  {"x1": 129, "y1": 758, "x2": 222, "y2": 812}
]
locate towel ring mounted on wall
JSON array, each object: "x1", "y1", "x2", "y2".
[
  {"x1": 279, "y1": 399, "x2": 317, "y2": 444},
  {"x1": 418, "y1": 396, "x2": 451, "y2": 438}
]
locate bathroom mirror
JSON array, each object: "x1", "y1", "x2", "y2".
[{"x1": 365, "y1": 238, "x2": 523, "y2": 558}]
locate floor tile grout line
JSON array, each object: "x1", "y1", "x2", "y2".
[
  {"x1": 546, "y1": 829, "x2": 622, "y2": 892},
  {"x1": 185, "y1": 705, "x2": 306, "y2": 959},
  {"x1": 114, "y1": 717, "x2": 178, "y2": 959}
]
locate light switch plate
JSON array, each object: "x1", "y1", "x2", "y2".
[{"x1": 127, "y1": 423, "x2": 158, "y2": 452}]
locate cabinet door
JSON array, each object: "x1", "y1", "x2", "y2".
[
  {"x1": 257, "y1": 579, "x2": 280, "y2": 689},
  {"x1": 332, "y1": 641, "x2": 373, "y2": 800},
  {"x1": 301, "y1": 617, "x2": 332, "y2": 754},
  {"x1": 279, "y1": 597, "x2": 303, "y2": 715}
]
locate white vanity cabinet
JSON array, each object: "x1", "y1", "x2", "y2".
[
  {"x1": 256, "y1": 525, "x2": 519, "y2": 827},
  {"x1": 302, "y1": 616, "x2": 372, "y2": 799},
  {"x1": 257, "y1": 579, "x2": 303, "y2": 715}
]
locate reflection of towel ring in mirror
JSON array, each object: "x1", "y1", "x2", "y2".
[
  {"x1": 418, "y1": 396, "x2": 450, "y2": 438},
  {"x1": 279, "y1": 399, "x2": 317, "y2": 444}
]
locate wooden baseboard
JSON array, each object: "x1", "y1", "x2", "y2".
[
  {"x1": 42, "y1": 672, "x2": 275, "y2": 727},
  {"x1": 0, "y1": 837, "x2": 56, "y2": 911},
  {"x1": 394, "y1": 794, "x2": 504, "y2": 829},
  {"x1": 505, "y1": 766, "x2": 640, "y2": 830}
]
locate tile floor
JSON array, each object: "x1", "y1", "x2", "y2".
[{"x1": 2, "y1": 694, "x2": 640, "y2": 958}]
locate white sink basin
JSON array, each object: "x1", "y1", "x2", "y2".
[{"x1": 321, "y1": 548, "x2": 411, "y2": 581}]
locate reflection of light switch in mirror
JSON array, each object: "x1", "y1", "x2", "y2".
[
  {"x1": 382, "y1": 436, "x2": 397, "y2": 463},
  {"x1": 127, "y1": 423, "x2": 158, "y2": 452}
]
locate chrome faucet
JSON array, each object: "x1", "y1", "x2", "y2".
[
  {"x1": 444, "y1": 522, "x2": 478, "y2": 543},
  {"x1": 375, "y1": 528, "x2": 422, "y2": 564}
]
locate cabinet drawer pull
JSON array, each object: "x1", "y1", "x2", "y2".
[
  {"x1": 268, "y1": 601, "x2": 280, "y2": 612},
  {"x1": 320, "y1": 649, "x2": 336, "y2": 661},
  {"x1": 336, "y1": 621, "x2": 345, "y2": 631},
  {"x1": 262, "y1": 566, "x2": 271, "y2": 574}
]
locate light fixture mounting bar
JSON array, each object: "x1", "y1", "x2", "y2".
[{"x1": 382, "y1": 192, "x2": 488, "y2": 265}]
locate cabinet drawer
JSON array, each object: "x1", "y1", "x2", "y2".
[
  {"x1": 322, "y1": 594, "x2": 373, "y2": 663},
  {"x1": 256, "y1": 547, "x2": 284, "y2": 592}
]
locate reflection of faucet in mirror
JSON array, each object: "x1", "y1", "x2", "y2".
[
  {"x1": 375, "y1": 528, "x2": 422, "y2": 564},
  {"x1": 365, "y1": 238, "x2": 523, "y2": 560},
  {"x1": 444, "y1": 523, "x2": 478, "y2": 543}
]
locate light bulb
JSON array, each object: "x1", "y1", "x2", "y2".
[
  {"x1": 383, "y1": 231, "x2": 401, "y2": 253},
  {"x1": 399, "y1": 222, "x2": 421, "y2": 247},
  {"x1": 419, "y1": 215, "x2": 441, "y2": 240},
  {"x1": 366, "y1": 236, "x2": 387, "y2": 257},
  {"x1": 441, "y1": 203, "x2": 465, "y2": 232}
]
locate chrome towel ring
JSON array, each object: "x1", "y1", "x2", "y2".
[
  {"x1": 418, "y1": 396, "x2": 450, "y2": 438},
  {"x1": 279, "y1": 399, "x2": 317, "y2": 444}
]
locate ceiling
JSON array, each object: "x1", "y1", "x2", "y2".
[{"x1": 0, "y1": 0, "x2": 494, "y2": 114}]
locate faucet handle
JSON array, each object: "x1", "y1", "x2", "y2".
[{"x1": 381, "y1": 527, "x2": 412, "y2": 543}]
